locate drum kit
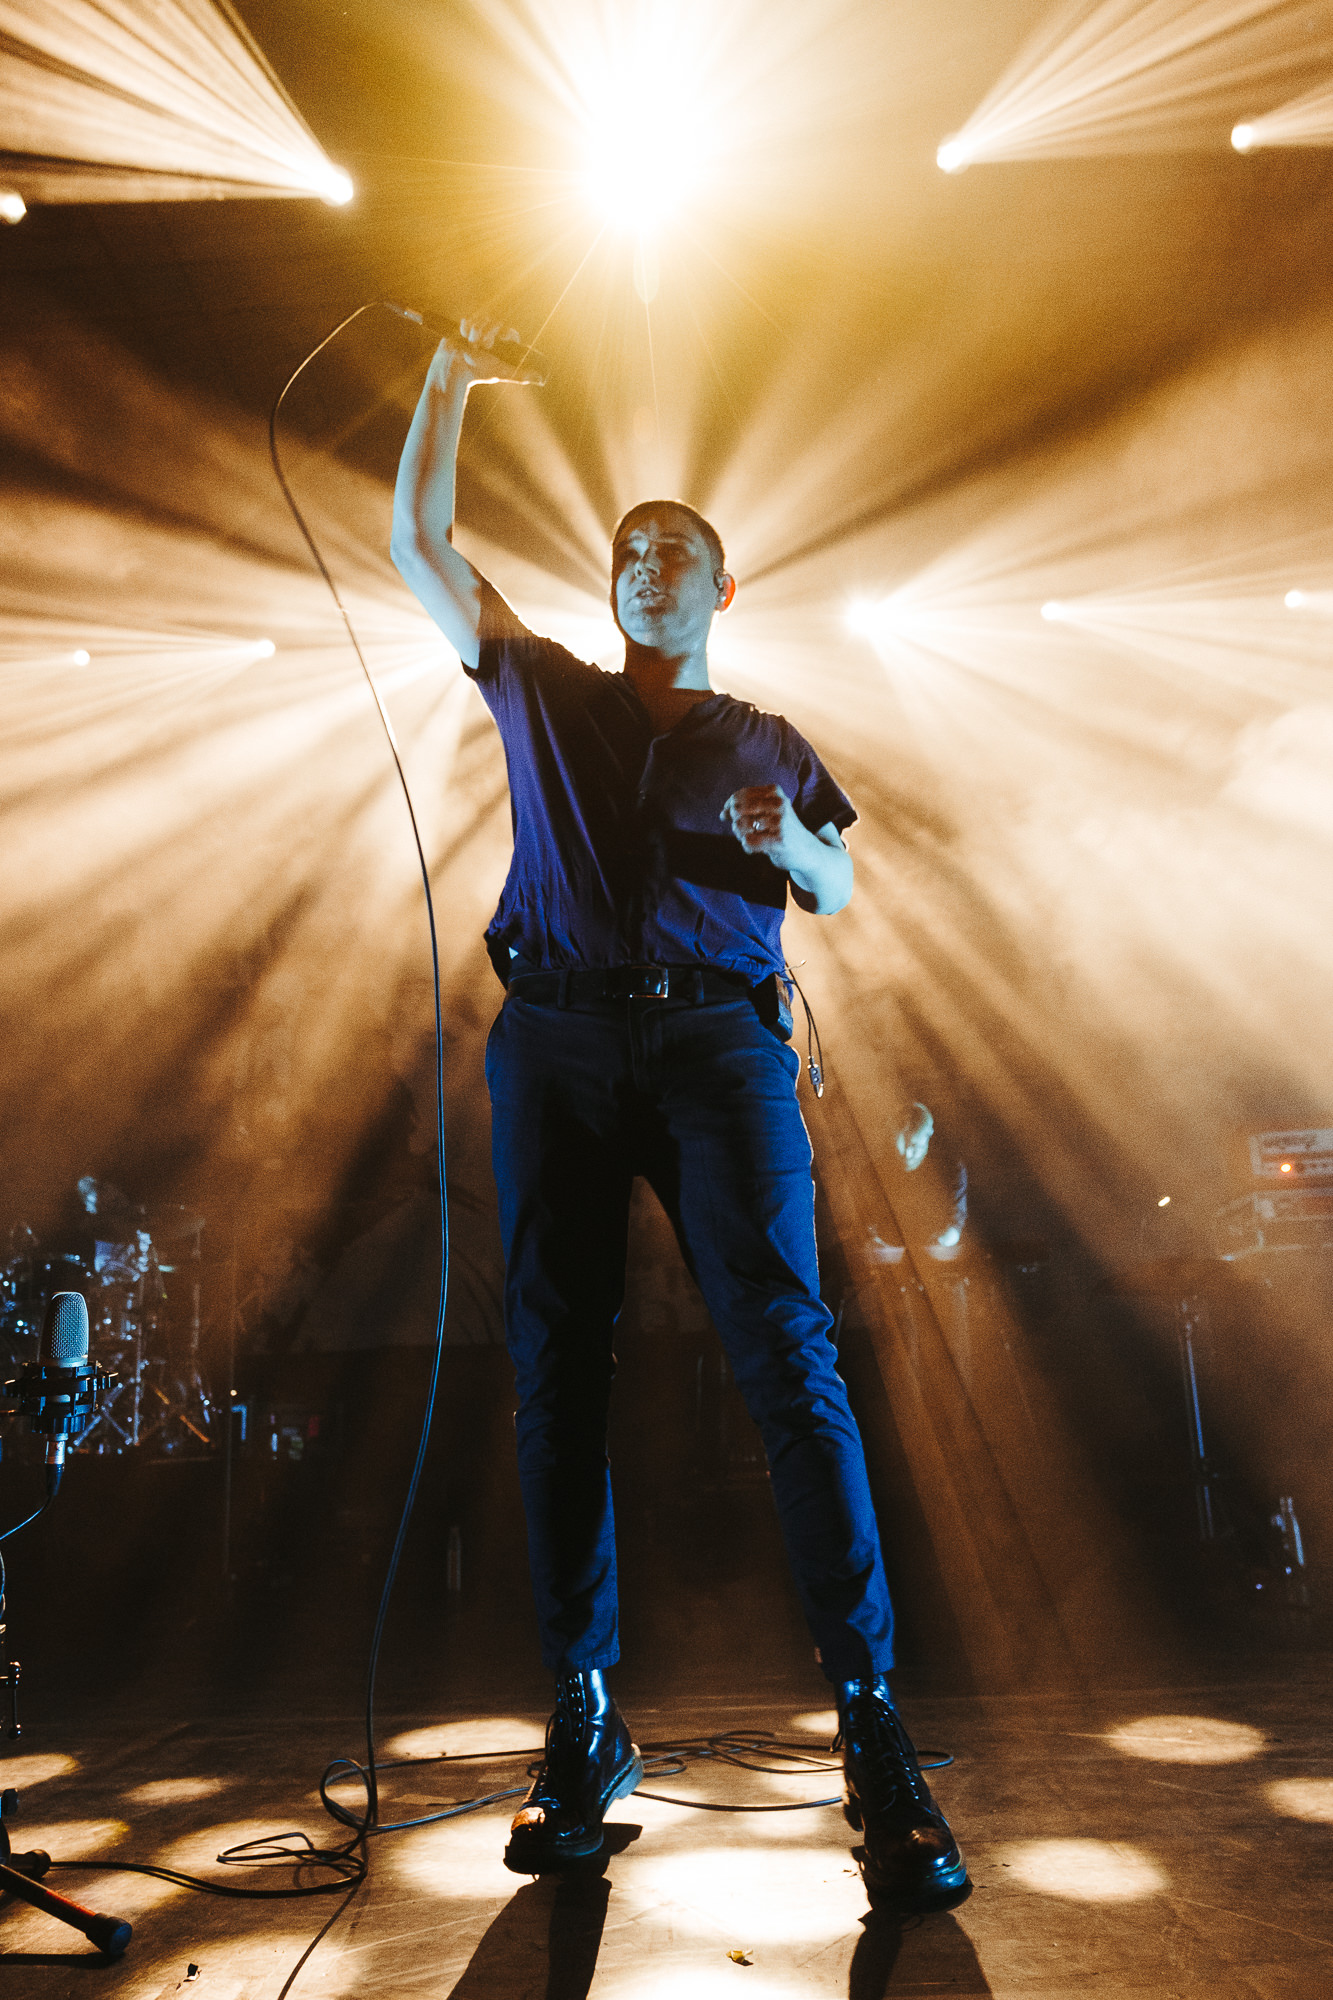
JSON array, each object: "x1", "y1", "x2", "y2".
[{"x1": 0, "y1": 1186, "x2": 214, "y2": 1456}]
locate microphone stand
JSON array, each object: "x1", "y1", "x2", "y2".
[
  {"x1": 1, "y1": 1305, "x2": 133, "y2": 1956},
  {"x1": 0, "y1": 1795, "x2": 131, "y2": 1958},
  {"x1": 0, "y1": 1545, "x2": 133, "y2": 1957}
]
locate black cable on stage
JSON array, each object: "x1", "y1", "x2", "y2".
[
  {"x1": 264, "y1": 299, "x2": 454, "y2": 1855},
  {"x1": 311, "y1": 1729, "x2": 955, "y2": 1828},
  {"x1": 36, "y1": 304, "x2": 455, "y2": 1949}
]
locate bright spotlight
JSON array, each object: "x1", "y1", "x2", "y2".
[
  {"x1": 1157, "y1": 1194, "x2": 1171, "y2": 1207},
  {"x1": 315, "y1": 166, "x2": 354, "y2": 206},
  {"x1": 0, "y1": 191, "x2": 26, "y2": 224},
  {"x1": 1267, "y1": 1777, "x2": 1333, "y2": 1823},
  {"x1": 1285, "y1": 588, "x2": 1306, "y2": 608},
  {"x1": 998, "y1": 1838, "x2": 1165, "y2": 1902},
  {"x1": 255, "y1": 638, "x2": 276, "y2": 658},
  {"x1": 1104, "y1": 1715, "x2": 1266, "y2": 1764},
  {"x1": 578, "y1": 31, "x2": 710, "y2": 231},
  {"x1": 1040, "y1": 600, "x2": 1065, "y2": 621},
  {"x1": 72, "y1": 648, "x2": 91, "y2": 665},
  {"x1": 1231, "y1": 123, "x2": 1256, "y2": 152},
  {"x1": 936, "y1": 137, "x2": 971, "y2": 173},
  {"x1": 846, "y1": 598, "x2": 882, "y2": 637}
]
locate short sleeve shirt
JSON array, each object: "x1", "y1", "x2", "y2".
[{"x1": 469, "y1": 631, "x2": 856, "y2": 982}]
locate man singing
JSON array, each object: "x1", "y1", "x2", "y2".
[{"x1": 391, "y1": 322, "x2": 966, "y2": 1907}]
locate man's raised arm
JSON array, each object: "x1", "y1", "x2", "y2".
[{"x1": 390, "y1": 323, "x2": 535, "y2": 670}]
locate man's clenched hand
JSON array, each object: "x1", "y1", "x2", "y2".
[
  {"x1": 426, "y1": 319, "x2": 544, "y2": 392},
  {"x1": 719, "y1": 786, "x2": 853, "y2": 915}
]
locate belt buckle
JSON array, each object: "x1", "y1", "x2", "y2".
[{"x1": 628, "y1": 966, "x2": 669, "y2": 999}]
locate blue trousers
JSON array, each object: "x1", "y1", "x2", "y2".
[{"x1": 485, "y1": 989, "x2": 896, "y2": 1682}]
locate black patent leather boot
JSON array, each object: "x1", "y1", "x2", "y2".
[
  {"x1": 837, "y1": 1675, "x2": 968, "y2": 1907},
  {"x1": 504, "y1": 1669, "x2": 642, "y2": 1874}
]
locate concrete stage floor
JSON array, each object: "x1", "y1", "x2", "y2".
[{"x1": 2, "y1": 1669, "x2": 1332, "y2": 1998}]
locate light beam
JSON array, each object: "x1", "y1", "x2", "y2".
[
  {"x1": 0, "y1": 0, "x2": 353, "y2": 205},
  {"x1": 935, "y1": 0, "x2": 1333, "y2": 165},
  {"x1": 1230, "y1": 77, "x2": 1333, "y2": 150}
]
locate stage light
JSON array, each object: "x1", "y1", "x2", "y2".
[
  {"x1": 1280, "y1": 1161, "x2": 1292, "y2": 1172},
  {"x1": 0, "y1": 191, "x2": 27, "y2": 223},
  {"x1": 0, "y1": 1753, "x2": 78, "y2": 1787},
  {"x1": 1103, "y1": 1715, "x2": 1265, "y2": 1763},
  {"x1": 255, "y1": 639, "x2": 276, "y2": 658},
  {"x1": 623, "y1": 1846, "x2": 867, "y2": 1944},
  {"x1": 18, "y1": 1817, "x2": 129, "y2": 1860},
  {"x1": 1040, "y1": 600, "x2": 1065, "y2": 621},
  {"x1": 846, "y1": 597, "x2": 885, "y2": 637},
  {"x1": 314, "y1": 166, "x2": 354, "y2": 206},
  {"x1": 937, "y1": 0, "x2": 1333, "y2": 166},
  {"x1": 384, "y1": 1717, "x2": 536, "y2": 1758},
  {"x1": 127, "y1": 1776, "x2": 227, "y2": 1806},
  {"x1": 1157, "y1": 1194, "x2": 1170, "y2": 1206},
  {"x1": 1225, "y1": 79, "x2": 1333, "y2": 152},
  {"x1": 577, "y1": 23, "x2": 711, "y2": 232},
  {"x1": 998, "y1": 1838, "x2": 1165, "y2": 1902},
  {"x1": 1285, "y1": 588, "x2": 1306, "y2": 607},
  {"x1": 3, "y1": 0, "x2": 354, "y2": 205},
  {"x1": 789, "y1": 1707, "x2": 838, "y2": 1737},
  {"x1": 72, "y1": 648, "x2": 91, "y2": 665},
  {"x1": 1267, "y1": 1778, "x2": 1333, "y2": 1823}
]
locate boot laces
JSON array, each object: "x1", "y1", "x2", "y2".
[
  {"x1": 845, "y1": 1688, "x2": 933, "y2": 1814},
  {"x1": 543, "y1": 1676, "x2": 590, "y2": 1781}
]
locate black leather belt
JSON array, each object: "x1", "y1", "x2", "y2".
[{"x1": 507, "y1": 964, "x2": 754, "y2": 1005}]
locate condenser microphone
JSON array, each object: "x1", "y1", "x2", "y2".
[
  {"x1": 40, "y1": 1290, "x2": 89, "y2": 1370},
  {"x1": 2, "y1": 1291, "x2": 111, "y2": 1497},
  {"x1": 381, "y1": 301, "x2": 544, "y2": 378},
  {"x1": 37, "y1": 1292, "x2": 90, "y2": 1489}
]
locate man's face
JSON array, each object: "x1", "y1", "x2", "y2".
[{"x1": 611, "y1": 507, "x2": 726, "y2": 651}]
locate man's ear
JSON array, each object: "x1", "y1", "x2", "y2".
[{"x1": 716, "y1": 571, "x2": 736, "y2": 612}]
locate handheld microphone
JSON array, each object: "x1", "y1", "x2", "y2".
[
  {"x1": 2, "y1": 1292, "x2": 114, "y2": 1496},
  {"x1": 380, "y1": 301, "x2": 545, "y2": 378}
]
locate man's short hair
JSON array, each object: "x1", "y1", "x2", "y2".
[{"x1": 611, "y1": 499, "x2": 727, "y2": 578}]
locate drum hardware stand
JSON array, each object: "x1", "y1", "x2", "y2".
[
  {"x1": 74, "y1": 1229, "x2": 213, "y2": 1457},
  {"x1": 136, "y1": 1223, "x2": 214, "y2": 1455},
  {"x1": 74, "y1": 1295, "x2": 146, "y2": 1453}
]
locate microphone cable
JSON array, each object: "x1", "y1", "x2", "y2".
[
  {"x1": 15, "y1": 303, "x2": 465, "y2": 1949},
  {"x1": 264, "y1": 301, "x2": 454, "y2": 1871}
]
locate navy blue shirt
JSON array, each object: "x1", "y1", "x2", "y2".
[{"x1": 469, "y1": 632, "x2": 856, "y2": 982}]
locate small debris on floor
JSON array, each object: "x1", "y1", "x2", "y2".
[{"x1": 727, "y1": 1947, "x2": 754, "y2": 1965}]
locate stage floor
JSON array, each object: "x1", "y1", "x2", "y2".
[{"x1": 2, "y1": 1667, "x2": 1332, "y2": 1997}]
